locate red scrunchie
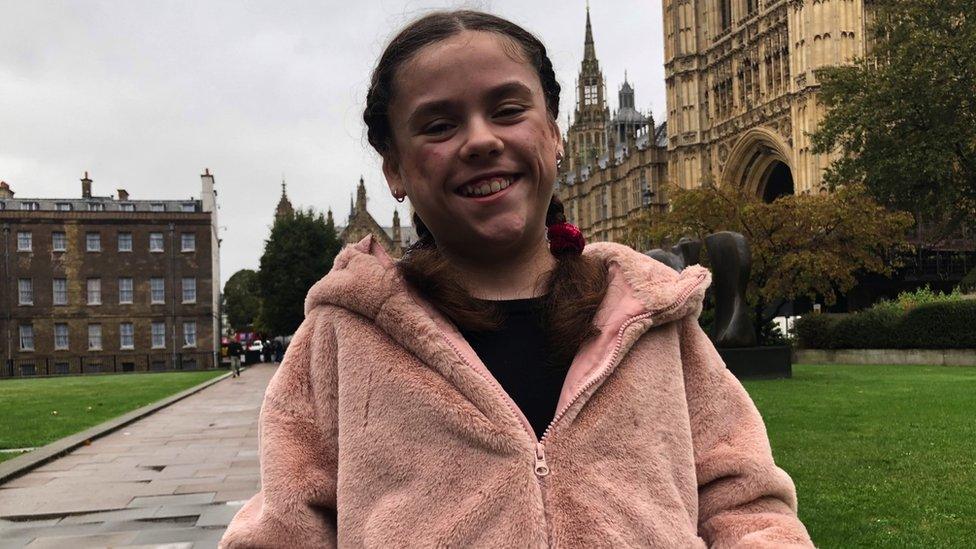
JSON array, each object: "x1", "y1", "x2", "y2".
[{"x1": 547, "y1": 221, "x2": 585, "y2": 256}]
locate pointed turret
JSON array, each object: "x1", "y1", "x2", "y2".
[
  {"x1": 564, "y1": 4, "x2": 610, "y2": 172},
  {"x1": 275, "y1": 179, "x2": 294, "y2": 220},
  {"x1": 356, "y1": 175, "x2": 367, "y2": 213},
  {"x1": 611, "y1": 71, "x2": 649, "y2": 146},
  {"x1": 392, "y1": 209, "x2": 402, "y2": 247},
  {"x1": 584, "y1": 3, "x2": 596, "y2": 62}
]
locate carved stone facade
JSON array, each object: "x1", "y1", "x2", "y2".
[
  {"x1": 663, "y1": 0, "x2": 873, "y2": 199},
  {"x1": 337, "y1": 177, "x2": 416, "y2": 258},
  {"x1": 557, "y1": 8, "x2": 671, "y2": 244}
]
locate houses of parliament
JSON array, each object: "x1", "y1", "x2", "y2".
[{"x1": 559, "y1": 1, "x2": 873, "y2": 244}]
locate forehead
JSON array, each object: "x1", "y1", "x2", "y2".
[{"x1": 392, "y1": 30, "x2": 542, "y2": 107}]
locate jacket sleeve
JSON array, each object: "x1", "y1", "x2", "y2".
[
  {"x1": 220, "y1": 309, "x2": 339, "y2": 549},
  {"x1": 679, "y1": 317, "x2": 814, "y2": 548}
]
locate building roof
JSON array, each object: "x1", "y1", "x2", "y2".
[
  {"x1": 336, "y1": 224, "x2": 419, "y2": 249},
  {"x1": 0, "y1": 196, "x2": 201, "y2": 213},
  {"x1": 0, "y1": 176, "x2": 203, "y2": 212},
  {"x1": 613, "y1": 107, "x2": 647, "y2": 124},
  {"x1": 558, "y1": 121, "x2": 668, "y2": 188}
]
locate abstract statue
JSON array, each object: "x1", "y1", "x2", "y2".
[
  {"x1": 704, "y1": 232, "x2": 756, "y2": 348},
  {"x1": 646, "y1": 231, "x2": 755, "y2": 348}
]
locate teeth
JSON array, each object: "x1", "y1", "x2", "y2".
[{"x1": 460, "y1": 176, "x2": 513, "y2": 197}]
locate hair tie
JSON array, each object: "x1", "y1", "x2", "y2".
[{"x1": 547, "y1": 221, "x2": 585, "y2": 256}]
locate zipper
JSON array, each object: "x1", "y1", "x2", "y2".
[
  {"x1": 538, "y1": 271, "x2": 708, "y2": 446},
  {"x1": 535, "y1": 443, "x2": 550, "y2": 477},
  {"x1": 434, "y1": 271, "x2": 706, "y2": 541}
]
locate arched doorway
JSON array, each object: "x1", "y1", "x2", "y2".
[
  {"x1": 721, "y1": 127, "x2": 795, "y2": 202},
  {"x1": 760, "y1": 161, "x2": 794, "y2": 203}
]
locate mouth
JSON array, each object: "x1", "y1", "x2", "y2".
[{"x1": 455, "y1": 173, "x2": 520, "y2": 199}]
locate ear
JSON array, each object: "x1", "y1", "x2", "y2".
[
  {"x1": 382, "y1": 154, "x2": 404, "y2": 196},
  {"x1": 548, "y1": 118, "x2": 564, "y2": 158}
]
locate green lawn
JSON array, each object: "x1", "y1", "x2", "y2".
[
  {"x1": 0, "y1": 370, "x2": 225, "y2": 463},
  {"x1": 744, "y1": 364, "x2": 976, "y2": 548}
]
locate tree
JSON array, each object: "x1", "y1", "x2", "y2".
[
  {"x1": 223, "y1": 269, "x2": 260, "y2": 333},
  {"x1": 625, "y1": 184, "x2": 914, "y2": 340},
  {"x1": 257, "y1": 209, "x2": 341, "y2": 336},
  {"x1": 811, "y1": 0, "x2": 976, "y2": 244}
]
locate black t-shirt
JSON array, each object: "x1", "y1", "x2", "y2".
[{"x1": 459, "y1": 297, "x2": 568, "y2": 439}]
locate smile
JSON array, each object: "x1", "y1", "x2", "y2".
[{"x1": 456, "y1": 175, "x2": 518, "y2": 198}]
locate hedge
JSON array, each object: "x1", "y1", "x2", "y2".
[{"x1": 795, "y1": 299, "x2": 976, "y2": 349}]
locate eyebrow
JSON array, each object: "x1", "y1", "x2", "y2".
[{"x1": 406, "y1": 80, "x2": 535, "y2": 127}]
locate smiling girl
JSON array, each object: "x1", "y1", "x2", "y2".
[{"x1": 221, "y1": 10, "x2": 812, "y2": 548}]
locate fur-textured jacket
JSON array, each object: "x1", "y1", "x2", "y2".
[{"x1": 220, "y1": 235, "x2": 813, "y2": 548}]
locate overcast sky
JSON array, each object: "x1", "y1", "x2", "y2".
[{"x1": 0, "y1": 0, "x2": 665, "y2": 286}]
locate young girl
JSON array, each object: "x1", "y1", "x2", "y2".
[{"x1": 221, "y1": 11, "x2": 812, "y2": 548}]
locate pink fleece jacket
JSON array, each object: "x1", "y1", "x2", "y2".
[{"x1": 220, "y1": 235, "x2": 813, "y2": 548}]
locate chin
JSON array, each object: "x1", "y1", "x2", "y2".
[{"x1": 469, "y1": 220, "x2": 539, "y2": 251}]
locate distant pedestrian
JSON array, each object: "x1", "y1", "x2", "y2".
[
  {"x1": 228, "y1": 340, "x2": 243, "y2": 378},
  {"x1": 272, "y1": 339, "x2": 284, "y2": 364}
]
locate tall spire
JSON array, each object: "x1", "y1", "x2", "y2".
[
  {"x1": 565, "y1": 3, "x2": 609, "y2": 172},
  {"x1": 275, "y1": 178, "x2": 294, "y2": 220},
  {"x1": 356, "y1": 175, "x2": 367, "y2": 213},
  {"x1": 584, "y1": 3, "x2": 596, "y2": 62}
]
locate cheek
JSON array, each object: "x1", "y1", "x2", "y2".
[{"x1": 406, "y1": 146, "x2": 450, "y2": 179}]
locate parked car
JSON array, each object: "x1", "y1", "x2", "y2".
[{"x1": 248, "y1": 340, "x2": 264, "y2": 352}]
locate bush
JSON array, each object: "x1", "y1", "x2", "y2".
[
  {"x1": 794, "y1": 314, "x2": 843, "y2": 349},
  {"x1": 898, "y1": 300, "x2": 976, "y2": 348},
  {"x1": 760, "y1": 319, "x2": 789, "y2": 347},
  {"x1": 795, "y1": 299, "x2": 976, "y2": 349},
  {"x1": 830, "y1": 305, "x2": 902, "y2": 349},
  {"x1": 891, "y1": 285, "x2": 963, "y2": 311},
  {"x1": 959, "y1": 267, "x2": 976, "y2": 294}
]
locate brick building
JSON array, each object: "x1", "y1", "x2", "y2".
[{"x1": 0, "y1": 171, "x2": 221, "y2": 377}]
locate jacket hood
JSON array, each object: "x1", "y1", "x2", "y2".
[
  {"x1": 305, "y1": 234, "x2": 712, "y2": 443},
  {"x1": 306, "y1": 235, "x2": 710, "y2": 327}
]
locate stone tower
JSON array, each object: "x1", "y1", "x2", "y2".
[
  {"x1": 275, "y1": 180, "x2": 294, "y2": 219},
  {"x1": 663, "y1": 0, "x2": 872, "y2": 200},
  {"x1": 339, "y1": 176, "x2": 405, "y2": 258},
  {"x1": 566, "y1": 5, "x2": 610, "y2": 171},
  {"x1": 609, "y1": 74, "x2": 651, "y2": 148}
]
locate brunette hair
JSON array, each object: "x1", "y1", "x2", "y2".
[{"x1": 364, "y1": 10, "x2": 608, "y2": 369}]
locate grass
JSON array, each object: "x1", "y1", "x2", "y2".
[
  {"x1": 0, "y1": 370, "x2": 225, "y2": 463},
  {"x1": 744, "y1": 364, "x2": 976, "y2": 548}
]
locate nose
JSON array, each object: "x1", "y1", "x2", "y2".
[{"x1": 459, "y1": 117, "x2": 503, "y2": 162}]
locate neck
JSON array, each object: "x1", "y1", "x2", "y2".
[{"x1": 441, "y1": 235, "x2": 557, "y2": 300}]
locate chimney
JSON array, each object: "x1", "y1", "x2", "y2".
[
  {"x1": 200, "y1": 168, "x2": 216, "y2": 213},
  {"x1": 0, "y1": 181, "x2": 13, "y2": 199},
  {"x1": 81, "y1": 171, "x2": 92, "y2": 198},
  {"x1": 117, "y1": 189, "x2": 129, "y2": 201}
]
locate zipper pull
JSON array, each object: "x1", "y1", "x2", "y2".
[{"x1": 535, "y1": 443, "x2": 550, "y2": 477}]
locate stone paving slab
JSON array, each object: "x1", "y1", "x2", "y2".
[{"x1": 0, "y1": 364, "x2": 274, "y2": 548}]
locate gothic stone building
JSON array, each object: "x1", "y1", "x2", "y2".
[
  {"x1": 557, "y1": 7, "x2": 671, "y2": 244},
  {"x1": 0, "y1": 172, "x2": 221, "y2": 377},
  {"x1": 337, "y1": 177, "x2": 416, "y2": 258},
  {"x1": 664, "y1": 0, "x2": 873, "y2": 198}
]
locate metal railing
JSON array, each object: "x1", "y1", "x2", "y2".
[{"x1": 2, "y1": 351, "x2": 217, "y2": 378}]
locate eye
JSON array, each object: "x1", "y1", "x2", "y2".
[
  {"x1": 494, "y1": 104, "x2": 527, "y2": 118},
  {"x1": 421, "y1": 120, "x2": 456, "y2": 136}
]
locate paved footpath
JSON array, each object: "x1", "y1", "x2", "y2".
[{"x1": 0, "y1": 364, "x2": 276, "y2": 548}]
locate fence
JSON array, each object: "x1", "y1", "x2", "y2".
[{"x1": 2, "y1": 351, "x2": 218, "y2": 379}]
